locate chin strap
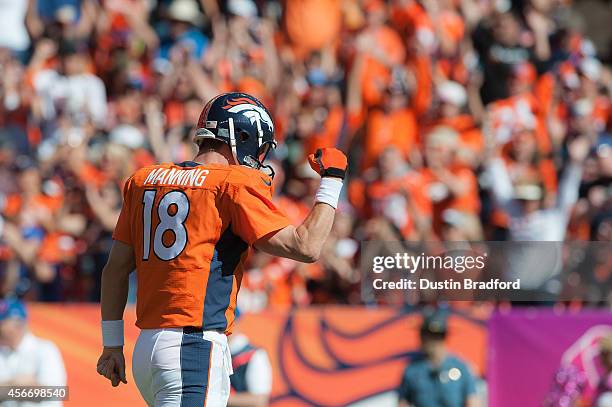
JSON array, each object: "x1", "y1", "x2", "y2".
[
  {"x1": 241, "y1": 156, "x2": 276, "y2": 179},
  {"x1": 260, "y1": 163, "x2": 276, "y2": 179}
]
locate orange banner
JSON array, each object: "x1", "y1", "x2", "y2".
[{"x1": 27, "y1": 304, "x2": 486, "y2": 406}]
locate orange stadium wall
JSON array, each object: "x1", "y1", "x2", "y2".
[{"x1": 27, "y1": 304, "x2": 487, "y2": 406}]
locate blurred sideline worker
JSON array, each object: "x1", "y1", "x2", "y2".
[
  {"x1": 0, "y1": 299, "x2": 67, "y2": 407},
  {"x1": 96, "y1": 92, "x2": 348, "y2": 406},
  {"x1": 227, "y1": 311, "x2": 272, "y2": 407},
  {"x1": 398, "y1": 310, "x2": 478, "y2": 407}
]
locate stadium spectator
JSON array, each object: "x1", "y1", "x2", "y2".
[
  {"x1": 421, "y1": 126, "x2": 482, "y2": 239},
  {"x1": 426, "y1": 81, "x2": 484, "y2": 168},
  {"x1": 0, "y1": 299, "x2": 67, "y2": 406},
  {"x1": 31, "y1": 39, "x2": 108, "y2": 128},
  {"x1": 349, "y1": 146, "x2": 432, "y2": 240},
  {"x1": 0, "y1": 0, "x2": 31, "y2": 63},
  {"x1": 486, "y1": 134, "x2": 591, "y2": 241}
]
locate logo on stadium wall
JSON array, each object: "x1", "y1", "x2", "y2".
[{"x1": 260, "y1": 309, "x2": 486, "y2": 406}]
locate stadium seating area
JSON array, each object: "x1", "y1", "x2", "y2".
[{"x1": 0, "y1": 0, "x2": 610, "y2": 306}]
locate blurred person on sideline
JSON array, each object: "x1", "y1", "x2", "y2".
[
  {"x1": 227, "y1": 311, "x2": 272, "y2": 407},
  {"x1": 0, "y1": 299, "x2": 67, "y2": 406},
  {"x1": 398, "y1": 310, "x2": 478, "y2": 407}
]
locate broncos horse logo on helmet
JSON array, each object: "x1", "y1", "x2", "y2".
[{"x1": 194, "y1": 92, "x2": 277, "y2": 176}]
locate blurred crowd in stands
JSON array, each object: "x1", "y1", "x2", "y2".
[{"x1": 0, "y1": 0, "x2": 609, "y2": 306}]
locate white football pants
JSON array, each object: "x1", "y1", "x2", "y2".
[{"x1": 132, "y1": 328, "x2": 233, "y2": 407}]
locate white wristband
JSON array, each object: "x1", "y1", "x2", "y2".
[
  {"x1": 315, "y1": 177, "x2": 343, "y2": 209},
  {"x1": 102, "y1": 320, "x2": 124, "y2": 347}
]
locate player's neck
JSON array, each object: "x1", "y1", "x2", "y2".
[{"x1": 193, "y1": 151, "x2": 232, "y2": 166}]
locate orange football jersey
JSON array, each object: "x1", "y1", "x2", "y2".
[{"x1": 112, "y1": 161, "x2": 291, "y2": 333}]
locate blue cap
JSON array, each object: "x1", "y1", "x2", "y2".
[
  {"x1": 0, "y1": 299, "x2": 28, "y2": 321},
  {"x1": 421, "y1": 309, "x2": 449, "y2": 335}
]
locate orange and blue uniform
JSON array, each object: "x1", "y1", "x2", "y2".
[
  {"x1": 117, "y1": 161, "x2": 291, "y2": 406},
  {"x1": 113, "y1": 161, "x2": 290, "y2": 334}
]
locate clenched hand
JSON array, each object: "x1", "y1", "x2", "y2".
[{"x1": 97, "y1": 347, "x2": 128, "y2": 387}]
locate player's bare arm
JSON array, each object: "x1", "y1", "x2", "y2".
[
  {"x1": 97, "y1": 240, "x2": 134, "y2": 387},
  {"x1": 255, "y1": 201, "x2": 336, "y2": 263},
  {"x1": 255, "y1": 148, "x2": 348, "y2": 263}
]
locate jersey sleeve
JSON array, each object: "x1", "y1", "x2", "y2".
[
  {"x1": 112, "y1": 176, "x2": 134, "y2": 245},
  {"x1": 227, "y1": 180, "x2": 291, "y2": 246}
]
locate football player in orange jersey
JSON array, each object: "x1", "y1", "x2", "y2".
[{"x1": 96, "y1": 92, "x2": 348, "y2": 406}]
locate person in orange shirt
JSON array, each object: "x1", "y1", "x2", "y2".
[
  {"x1": 299, "y1": 68, "x2": 346, "y2": 155},
  {"x1": 283, "y1": 0, "x2": 342, "y2": 58},
  {"x1": 351, "y1": 147, "x2": 432, "y2": 239},
  {"x1": 486, "y1": 62, "x2": 552, "y2": 154},
  {"x1": 419, "y1": 127, "x2": 482, "y2": 239},
  {"x1": 96, "y1": 92, "x2": 348, "y2": 406},
  {"x1": 425, "y1": 81, "x2": 484, "y2": 167},
  {"x1": 361, "y1": 70, "x2": 418, "y2": 170},
  {"x1": 357, "y1": 0, "x2": 406, "y2": 108},
  {"x1": 503, "y1": 127, "x2": 558, "y2": 199}
]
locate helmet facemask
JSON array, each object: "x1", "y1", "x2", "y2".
[
  {"x1": 227, "y1": 117, "x2": 277, "y2": 178},
  {"x1": 195, "y1": 92, "x2": 277, "y2": 177}
]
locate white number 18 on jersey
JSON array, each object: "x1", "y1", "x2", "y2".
[{"x1": 141, "y1": 190, "x2": 190, "y2": 261}]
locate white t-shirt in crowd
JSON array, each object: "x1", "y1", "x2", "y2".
[
  {"x1": 0, "y1": 0, "x2": 30, "y2": 52},
  {"x1": 0, "y1": 332, "x2": 67, "y2": 407},
  {"x1": 33, "y1": 69, "x2": 108, "y2": 126}
]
